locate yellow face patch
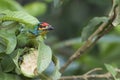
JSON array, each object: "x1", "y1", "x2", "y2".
[
  {"x1": 38, "y1": 26, "x2": 48, "y2": 30},
  {"x1": 38, "y1": 28, "x2": 43, "y2": 30}
]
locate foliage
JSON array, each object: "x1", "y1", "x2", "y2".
[
  {"x1": 0, "y1": 0, "x2": 61, "y2": 79},
  {"x1": 0, "y1": 0, "x2": 120, "y2": 80}
]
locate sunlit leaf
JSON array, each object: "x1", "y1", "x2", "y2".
[
  {"x1": 105, "y1": 64, "x2": 117, "y2": 79},
  {"x1": 0, "y1": 10, "x2": 39, "y2": 27},
  {"x1": 37, "y1": 41, "x2": 52, "y2": 73},
  {"x1": 0, "y1": 30, "x2": 17, "y2": 54},
  {"x1": 81, "y1": 17, "x2": 108, "y2": 41},
  {"x1": 24, "y1": 2, "x2": 47, "y2": 17},
  {"x1": 51, "y1": 54, "x2": 61, "y2": 80}
]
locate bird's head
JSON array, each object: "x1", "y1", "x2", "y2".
[
  {"x1": 38, "y1": 22, "x2": 54, "y2": 31},
  {"x1": 37, "y1": 22, "x2": 54, "y2": 36}
]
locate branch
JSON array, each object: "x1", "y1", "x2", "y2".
[
  {"x1": 60, "y1": 68, "x2": 120, "y2": 80},
  {"x1": 60, "y1": 0, "x2": 118, "y2": 73}
]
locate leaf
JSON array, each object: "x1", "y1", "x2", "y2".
[
  {"x1": 0, "y1": 72, "x2": 21, "y2": 80},
  {"x1": 0, "y1": 38, "x2": 6, "y2": 53},
  {"x1": 0, "y1": 0, "x2": 24, "y2": 11},
  {"x1": 0, "y1": 10, "x2": 39, "y2": 27},
  {"x1": 0, "y1": 30, "x2": 17, "y2": 54},
  {"x1": 10, "y1": 49, "x2": 23, "y2": 71},
  {"x1": 105, "y1": 64, "x2": 117, "y2": 79},
  {"x1": 37, "y1": 41, "x2": 52, "y2": 74},
  {"x1": 24, "y1": 2, "x2": 47, "y2": 17},
  {"x1": 1, "y1": 55, "x2": 15, "y2": 72},
  {"x1": 51, "y1": 55, "x2": 61, "y2": 80},
  {"x1": 81, "y1": 17, "x2": 108, "y2": 41}
]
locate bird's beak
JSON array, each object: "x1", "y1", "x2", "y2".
[{"x1": 46, "y1": 25, "x2": 54, "y2": 30}]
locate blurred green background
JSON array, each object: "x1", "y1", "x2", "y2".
[{"x1": 1, "y1": 0, "x2": 120, "y2": 76}]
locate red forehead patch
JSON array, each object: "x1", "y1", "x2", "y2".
[{"x1": 41, "y1": 22, "x2": 49, "y2": 27}]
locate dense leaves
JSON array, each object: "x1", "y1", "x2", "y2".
[{"x1": 0, "y1": 1, "x2": 56, "y2": 79}]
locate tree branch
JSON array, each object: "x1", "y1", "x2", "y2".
[
  {"x1": 60, "y1": 0, "x2": 118, "y2": 73},
  {"x1": 60, "y1": 68, "x2": 120, "y2": 80}
]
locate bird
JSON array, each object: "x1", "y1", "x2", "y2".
[
  {"x1": 17, "y1": 22, "x2": 54, "y2": 48},
  {"x1": 30, "y1": 22, "x2": 54, "y2": 36}
]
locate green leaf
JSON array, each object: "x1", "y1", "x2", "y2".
[
  {"x1": 24, "y1": 2, "x2": 47, "y2": 17},
  {"x1": 1, "y1": 55, "x2": 15, "y2": 72},
  {"x1": 17, "y1": 33, "x2": 29, "y2": 48},
  {"x1": 0, "y1": 72, "x2": 21, "y2": 80},
  {"x1": 37, "y1": 41, "x2": 52, "y2": 74},
  {"x1": 0, "y1": 10, "x2": 39, "y2": 27},
  {"x1": 10, "y1": 49, "x2": 23, "y2": 71},
  {"x1": 0, "y1": 30, "x2": 17, "y2": 54},
  {"x1": 51, "y1": 55, "x2": 61, "y2": 80},
  {"x1": 105, "y1": 64, "x2": 117, "y2": 79},
  {"x1": 0, "y1": 38, "x2": 6, "y2": 53},
  {"x1": 81, "y1": 17, "x2": 108, "y2": 41},
  {"x1": 0, "y1": 0, "x2": 24, "y2": 11}
]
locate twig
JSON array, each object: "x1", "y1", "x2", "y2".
[
  {"x1": 60, "y1": 0, "x2": 118, "y2": 73},
  {"x1": 60, "y1": 73, "x2": 111, "y2": 80},
  {"x1": 60, "y1": 68, "x2": 120, "y2": 80},
  {"x1": 84, "y1": 68, "x2": 102, "y2": 75}
]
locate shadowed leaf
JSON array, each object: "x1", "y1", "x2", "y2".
[
  {"x1": 0, "y1": 30, "x2": 16, "y2": 54},
  {"x1": 0, "y1": 72, "x2": 21, "y2": 80},
  {"x1": 1, "y1": 55, "x2": 15, "y2": 72}
]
